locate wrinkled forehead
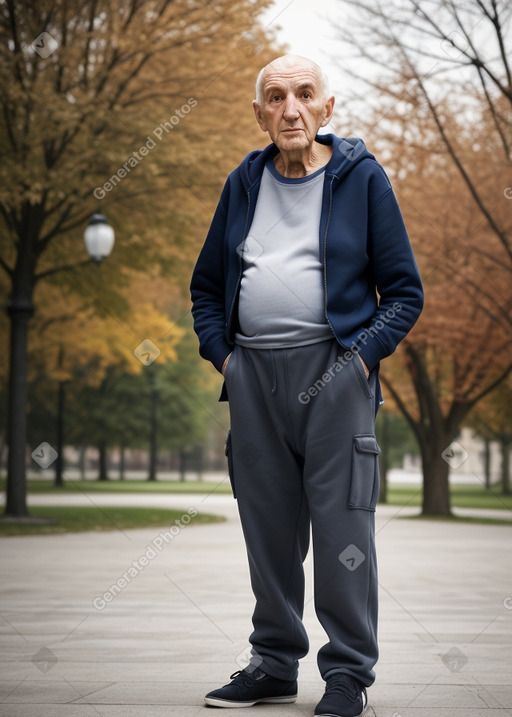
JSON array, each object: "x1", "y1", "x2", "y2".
[{"x1": 261, "y1": 62, "x2": 323, "y2": 94}]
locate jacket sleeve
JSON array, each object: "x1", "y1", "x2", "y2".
[
  {"x1": 357, "y1": 169, "x2": 424, "y2": 370},
  {"x1": 190, "y1": 179, "x2": 234, "y2": 373}
]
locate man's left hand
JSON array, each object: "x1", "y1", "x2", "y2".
[{"x1": 358, "y1": 355, "x2": 370, "y2": 379}]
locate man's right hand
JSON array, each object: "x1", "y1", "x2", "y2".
[{"x1": 222, "y1": 353, "x2": 232, "y2": 376}]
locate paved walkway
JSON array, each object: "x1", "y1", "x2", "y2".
[{"x1": 1, "y1": 491, "x2": 511, "y2": 716}]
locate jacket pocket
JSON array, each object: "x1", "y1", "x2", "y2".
[
  {"x1": 223, "y1": 345, "x2": 238, "y2": 378},
  {"x1": 348, "y1": 434, "x2": 380, "y2": 511},
  {"x1": 352, "y1": 354, "x2": 373, "y2": 399},
  {"x1": 225, "y1": 429, "x2": 236, "y2": 499}
]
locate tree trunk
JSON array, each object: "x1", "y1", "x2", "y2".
[
  {"x1": 377, "y1": 411, "x2": 390, "y2": 504},
  {"x1": 4, "y1": 297, "x2": 34, "y2": 517},
  {"x1": 79, "y1": 446, "x2": 86, "y2": 480},
  {"x1": 119, "y1": 445, "x2": 125, "y2": 480},
  {"x1": 54, "y1": 380, "x2": 66, "y2": 487},
  {"x1": 484, "y1": 438, "x2": 491, "y2": 489},
  {"x1": 196, "y1": 445, "x2": 204, "y2": 481},
  {"x1": 0, "y1": 438, "x2": 6, "y2": 474},
  {"x1": 97, "y1": 442, "x2": 108, "y2": 481},
  {"x1": 419, "y1": 439, "x2": 452, "y2": 516},
  {"x1": 501, "y1": 437, "x2": 511, "y2": 495},
  {"x1": 179, "y1": 448, "x2": 186, "y2": 482},
  {"x1": 148, "y1": 375, "x2": 157, "y2": 481}
]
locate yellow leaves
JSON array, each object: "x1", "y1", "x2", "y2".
[
  {"x1": 1, "y1": 0, "x2": 283, "y2": 410},
  {"x1": 29, "y1": 280, "x2": 184, "y2": 386},
  {"x1": 101, "y1": 301, "x2": 183, "y2": 375}
]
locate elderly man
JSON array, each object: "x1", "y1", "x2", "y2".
[{"x1": 190, "y1": 55, "x2": 423, "y2": 717}]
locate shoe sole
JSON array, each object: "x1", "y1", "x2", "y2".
[{"x1": 204, "y1": 694, "x2": 297, "y2": 708}]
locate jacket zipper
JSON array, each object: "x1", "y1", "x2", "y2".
[
  {"x1": 323, "y1": 175, "x2": 340, "y2": 342},
  {"x1": 226, "y1": 190, "x2": 251, "y2": 336}
]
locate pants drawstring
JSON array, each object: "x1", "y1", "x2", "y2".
[{"x1": 270, "y1": 351, "x2": 277, "y2": 395}]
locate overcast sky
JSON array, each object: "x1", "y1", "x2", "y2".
[
  {"x1": 260, "y1": 0, "x2": 348, "y2": 96},
  {"x1": 259, "y1": 0, "x2": 367, "y2": 133}
]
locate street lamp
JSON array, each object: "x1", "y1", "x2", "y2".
[
  {"x1": 54, "y1": 213, "x2": 115, "y2": 487},
  {"x1": 84, "y1": 213, "x2": 115, "y2": 264},
  {"x1": 4, "y1": 213, "x2": 116, "y2": 518}
]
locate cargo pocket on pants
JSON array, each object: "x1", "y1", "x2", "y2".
[
  {"x1": 348, "y1": 434, "x2": 380, "y2": 511},
  {"x1": 225, "y1": 429, "x2": 236, "y2": 499}
]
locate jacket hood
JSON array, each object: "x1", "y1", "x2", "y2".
[{"x1": 238, "y1": 133, "x2": 374, "y2": 191}]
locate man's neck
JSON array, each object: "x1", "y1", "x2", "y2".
[{"x1": 273, "y1": 142, "x2": 332, "y2": 178}]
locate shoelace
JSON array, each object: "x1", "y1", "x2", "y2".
[
  {"x1": 229, "y1": 668, "x2": 265, "y2": 688},
  {"x1": 324, "y1": 674, "x2": 363, "y2": 704}
]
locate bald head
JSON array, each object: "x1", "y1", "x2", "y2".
[
  {"x1": 255, "y1": 55, "x2": 330, "y2": 106},
  {"x1": 251, "y1": 53, "x2": 335, "y2": 162}
]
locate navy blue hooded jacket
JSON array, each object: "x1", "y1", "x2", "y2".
[{"x1": 190, "y1": 133, "x2": 423, "y2": 383}]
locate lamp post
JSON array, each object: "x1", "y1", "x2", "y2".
[
  {"x1": 3, "y1": 214, "x2": 114, "y2": 517},
  {"x1": 54, "y1": 214, "x2": 115, "y2": 488},
  {"x1": 148, "y1": 367, "x2": 158, "y2": 481},
  {"x1": 5, "y1": 296, "x2": 34, "y2": 516}
]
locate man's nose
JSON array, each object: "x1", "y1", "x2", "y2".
[{"x1": 283, "y1": 94, "x2": 300, "y2": 120}]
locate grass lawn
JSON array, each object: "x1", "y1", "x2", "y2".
[
  {"x1": 3, "y1": 477, "x2": 233, "y2": 495},
  {"x1": 385, "y1": 484, "x2": 512, "y2": 512},
  {"x1": 0, "y1": 505, "x2": 224, "y2": 537},
  {"x1": 2, "y1": 478, "x2": 510, "y2": 511},
  {"x1": 1, "y1": 480, "x2": 511, "y2": 535},
  {"x1": 399, "y1": 514, "x2": 512, "y2": 526}
]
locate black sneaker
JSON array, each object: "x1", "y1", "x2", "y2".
[
  {"x1": 204, "y1": 666, "x2": 298, "y2": 708},
  {"x1": 315, "y1": 673, "x2": 368, "y2": 716}
]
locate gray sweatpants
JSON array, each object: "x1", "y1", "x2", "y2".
[{"x1": 224, "y1": 338, "x2": 380, "y2": 687}]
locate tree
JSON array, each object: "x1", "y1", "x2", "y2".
[
  {"x1": 22, "y1": 256, "x2": 231, "y2": 483},
  {"x1": 469, "y1": 377, "x2": 512, "y2": 495},
  {"x1": 377, "y1": 113, "x2": 510, "y2": 515},
  {"x1": 331, "y1": 0, "x2": 512, "y2": 515},
  {"x1": 0, "y1": 0, "x2": 279, "y2": 516},
  {"x1": 24, "y1": 276, "x2": 183, "y2": 482},
  {"x1": 375, "y1": 407, "x2": 419, "y2": 503},
  {"x1": 335, "y1": 0, "x2": 511, "y2": 263}
]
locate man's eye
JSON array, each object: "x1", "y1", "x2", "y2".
[
  {"x1": 270, "y1": 94, "x2": 281, "y2": 102},
  {"x1": 302, "y1": 92, "x2": 311, "y2": 99}
]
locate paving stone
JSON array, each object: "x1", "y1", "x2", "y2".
[{"x1": 0, "y1": 494, "x2": 511, "y2": 717}]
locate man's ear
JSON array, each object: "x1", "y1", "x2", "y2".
[
  {"x1": 253, "y1": 101, "x2": 268, "y2": 132},
  {"x1": 320, "y1": 95, "x2": 335, "y2": 128}
]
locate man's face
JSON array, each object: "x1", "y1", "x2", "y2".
[{"x1": 253, "y1": 60, "x2": 334, "y2": 153}]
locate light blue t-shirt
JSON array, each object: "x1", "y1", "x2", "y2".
[{"x1": 235, "y1": 158, "x2": 332, "y2": 348}]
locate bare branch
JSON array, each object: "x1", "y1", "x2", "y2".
[
  {"x1": 489, "y1": 0, "x2": 512, "y2": 91},
  {"x1": 415, "y1": 74, "x2": 512, "y2": 261},
  {"x1": 379, "y1": 369, "x2": 424, "y2": 443},
  {"x1": 466, "y1": 360, "x2": 512, "y2": 408},
  {"x1": 34, "y1": 258, "x2": 94, "y2": 283},
  {"x1": 0, "y1": 254, "x2": 13, "y2": 278},
  {"x1": 408, "y1": 0, "x2": 512, "y2": 102}
]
